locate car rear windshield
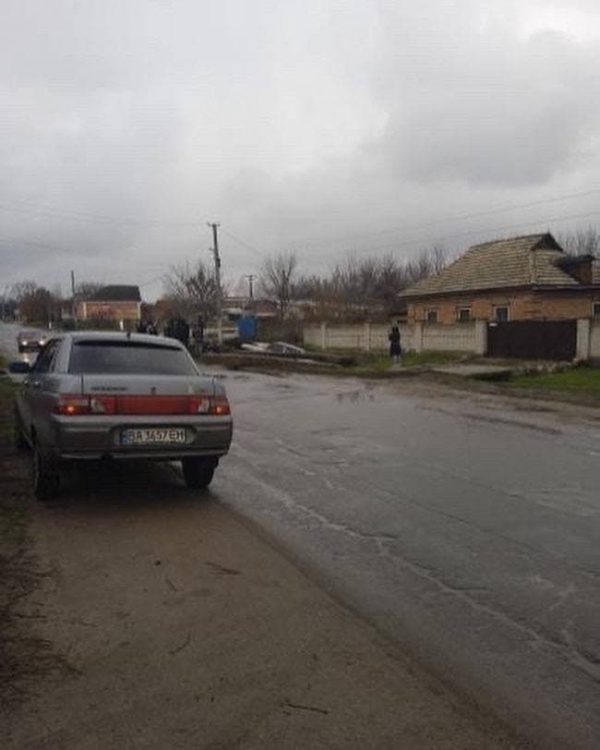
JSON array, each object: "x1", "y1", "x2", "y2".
[{"x1": 68, "y1": 340, "x2": 198, "y2": 375}]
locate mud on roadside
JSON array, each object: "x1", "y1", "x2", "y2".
[{"x1": 0, "y1": 377, "x2": 68, "y2": 712}]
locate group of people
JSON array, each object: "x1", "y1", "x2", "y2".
[
  {"x1": 137, "y1": 320, "x2": 158, "y2": 335},
  {"x1": 161, "y1": 316, "x2": 216, "y2": 354},
  {"x1": 139, "y1": 315, "x2": 400, "y2": 361}
]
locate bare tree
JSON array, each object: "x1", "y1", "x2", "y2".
[
  {"x1": 260, "y1": 252, "x2": 298, "y2": 317},
  {"x1": 289, "y1": 245, "x2": 449, "y2": 321},
  {"x1": 10, "y1": 280, "x2": 38, "y2": 302},
  {"x1": 75, "y1": 281, "x2": 104, "y2": 298},
  {"x1": 559, "y1": 226, "x2": 600, "y2": 257},
  {"x1": 164, "y1": 260, "x2": 219, "y2": 321},
  {"x1": 18, "y1": 286, "x2": 53, "y2": 324}
]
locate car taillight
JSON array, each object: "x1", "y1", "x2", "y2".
[
  {"x1": 55, "y1": 395, "x2": 91, "y2": 416},
  {"x1": 55, "y1": 395, "x2": 116, "y2": 416},
  {"x1": 208, "y1": 396, "x2": 231, "y2": 416},
  {"x1": 54, "y1": 394, "x2": 230, "y2": 416}
]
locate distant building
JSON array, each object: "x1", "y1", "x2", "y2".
[
  {"x1": 399, "y1": 233, "x2": 600, "y2": 324},
  {"x1": 75, "y1": 285, "x2": 142, "y2": 323}
]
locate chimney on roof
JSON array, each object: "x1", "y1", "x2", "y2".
[{"x1": 557, "y1": 255, "x2": 594, "y2": 285}]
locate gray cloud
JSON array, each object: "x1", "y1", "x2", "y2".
[{"x1": 1, "y1": 0, "x2": 600, "y2": 299}]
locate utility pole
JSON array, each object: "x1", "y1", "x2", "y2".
[
  {"x1": 70, "y1": 270, "x2": 76, "y2": 316},
  {"x1": 70, "y1": 270, "x2": 76, "y2": 326},
  {"x1": 207, "y1": 222, "x2": 222, "y2": 345},
  {"x1": 245, "y1": 274, "x2": 254, "y2": 300}
]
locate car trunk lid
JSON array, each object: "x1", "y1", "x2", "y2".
[{"x1": 78, "y1": 375, "x2": 216, "y2": 415}]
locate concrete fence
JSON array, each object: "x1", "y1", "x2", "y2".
[
  {"x1": 579, "y1": 319, "x2": 600, "y2": 360},
  {"x1": 303, "y1": 322, "x2": 485, "y2": 354},
  {"x1": 304, "y1": 319, "x2": 600, "y2": 360},
  {"x1": 591, "y1": 321, "x2": 600, "y2": 359}
]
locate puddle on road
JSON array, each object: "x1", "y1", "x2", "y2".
[{"x1": 335, "y1": 387, "x2": 376, "y2": 404}]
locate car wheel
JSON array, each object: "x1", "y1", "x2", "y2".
[
  {"x1": 32, "y1": 444, "x2": 60, "y2": 501},
  {"x1": 13, "y1": 408, "x2": 28, "y2": 451},
  {"x1": 181, "y1": 458, "x2": 215, "y2": 490}
]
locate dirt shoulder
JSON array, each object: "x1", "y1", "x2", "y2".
[
  {"x1": 0, "y1": 388, "x2": 522, "y2": 748},
  {"x1": 200, "y1": 352, "x2": 600, "y2": 408},
  {"x1": 0, "y1": 375, "x2": 54, "y2": 712}
]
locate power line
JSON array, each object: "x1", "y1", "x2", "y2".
[
  {"x1": 0, "y1": 235, "x2": 87, "y2": 257},
  {"x1": 219, "y1": 227, "x2": 267, "y2": 259},
  {"x1": 292, "y1": 187, "x2": 600, "y2": 255},
  {"x1": 2, "y1": 184, "x2": 599, "y2": 256},
  {"x1": 139, "y1": 273, "x2": 167, "y2": 288},
  {"x1": 339, "y1": 207, "x2": 600, "y2": 259},
  {"x1": 0, "y1": 198, "x2": 199, "y2": 228}
]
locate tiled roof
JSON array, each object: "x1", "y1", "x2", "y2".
[
  {"x1": 87, "y1": 285, "x2": 142, "y2": 302},
  {"x1": 400, "y1": 233, "x2": 597, "y2": 298}
]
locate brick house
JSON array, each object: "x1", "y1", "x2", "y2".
[
  {"x1": 75, "y1": 285, "x2": 142, "y2": 323},
  {"x1": 400, "y1": 233, "x2": 600, "y2": 324}
]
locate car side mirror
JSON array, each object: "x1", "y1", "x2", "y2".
[{"x1": 8, "y1": 361, "x2": 31, "y2": 374}]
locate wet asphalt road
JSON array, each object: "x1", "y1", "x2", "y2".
[
  {"x1": 2, "y1": 322, "x2": 600, "y2": 746},
  {"x1": 216, "y1": 371, "x2": 600, "y2": 749}
]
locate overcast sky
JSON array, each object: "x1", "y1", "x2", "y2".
[{"x1": 2, "y1": 0, "x2": 600, "y2": 300}]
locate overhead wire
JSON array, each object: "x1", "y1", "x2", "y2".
[
  {"x1": 1, "y1": 185, "x2": 599, "y2": 249},
  {"x1": 340, "y1": 207, "x2": 600, "y2": 258},
  {"x1": 278, "y1": 186, "x2": 600, "y2": 253}
]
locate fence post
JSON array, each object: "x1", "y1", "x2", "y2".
[
  {"x1": 413, "y1": 322, "x2": 424, "y2": 352},
  {"x1": 475, "y1": 320, "x2": 487, "y2": 356},
  {"x1": 576, "y1": 318, "x2": 591, "y2": 361},
  {"x1": 320, "y1": 322, "x2": 327, "y2": 350}
]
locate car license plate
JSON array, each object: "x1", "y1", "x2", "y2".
[{"x1": 121, "y1": 427, "x2": 187, "y2": 445}]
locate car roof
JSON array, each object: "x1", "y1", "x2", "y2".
[{"x1": 64, "y1": 331, "x2": 184, "y2": 347}]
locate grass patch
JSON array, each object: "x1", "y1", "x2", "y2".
[
  {"x1": 509, "y1": 367, "x2": 600, "y2": 395},
  {"x1": 402, "y1": 350, "x2": 469, "y2": 367},
  {"x1": 334, "y1": 349, "x2": 471, "y2": 375},
  {"x1": 203, "y1": 348, "x2": 473, "y2": 378}
]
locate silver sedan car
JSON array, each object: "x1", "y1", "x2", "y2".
[{"x1": 10, "y1": 331, "x2": 233, "y2": 499}]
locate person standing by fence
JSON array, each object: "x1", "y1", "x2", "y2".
[{"x1": 389, "y1": 324, "x2": 402, "y2": 365}]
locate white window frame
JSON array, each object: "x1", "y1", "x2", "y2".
[{"x1": 457, "y1": 307, "x2": 472, "y2": 323}]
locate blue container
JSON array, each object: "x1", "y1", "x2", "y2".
[{"x1": 237, "y1": 315, "x2": 258, "y2": 342}]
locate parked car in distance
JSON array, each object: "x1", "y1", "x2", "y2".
[
  {"x1": 10, "y1": 331, "x2": 233, "y2": 499},
  {"x1": 17, "y1": 329, "x2": 48, "y2": 353}
]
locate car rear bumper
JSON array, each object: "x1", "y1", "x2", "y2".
[{"x1": 49, "y1": 414, "x2": 233, "y2": 461}]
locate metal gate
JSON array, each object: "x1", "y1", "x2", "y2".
[{"x1": 486, "y1": 320, "x2": 577, "y2": 360}]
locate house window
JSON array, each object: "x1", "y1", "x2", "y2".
[
  {"x1": 426, "y1": 309, "x2": 438, "y2": 324},
  {"x1": 593, "y1": 302, "x2": 600, "y2": 318},
  {"x1": 457, "y1": 307, "x2": 471, "y2": 323},
  {"x1": 494, "y1": 306, "x2": 509, "y2": 322}
]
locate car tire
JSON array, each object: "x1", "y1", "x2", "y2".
[
  {"x1": 181, "y1": 458, "x2": 215, "y2": 490},
  {"x1": 32, "y1": 444, "x2": 60, "y2": 501}
]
